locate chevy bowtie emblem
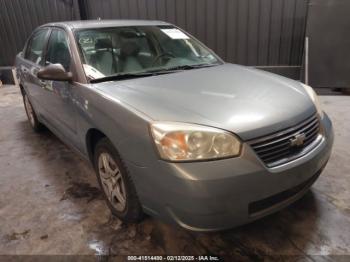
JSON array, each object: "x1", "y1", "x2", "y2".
[{"x1": 290, "y1": 133, "x2": 306, "y2": 147}]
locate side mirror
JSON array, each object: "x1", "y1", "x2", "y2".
[{"x1": 37, "y1": 64, "x2": 73, "y2": 81}]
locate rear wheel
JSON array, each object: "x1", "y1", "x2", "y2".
[
  {"x1": 23, "y1": 93, "x2": 44, "y2": 132},
  {"x1": 93, "y1": 138, "x2": 143, "y2": 222}
]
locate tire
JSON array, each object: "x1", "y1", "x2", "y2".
[
  {"x1": 93, "y1": 137, "x2": 143, "y2": 222},
  {"x1": 23, "y1": 93, "x2": 44, "y2": 132}
]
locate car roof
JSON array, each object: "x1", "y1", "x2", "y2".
[{"x1": 40, "y1": 19, "x2": 171, "y2": 30}]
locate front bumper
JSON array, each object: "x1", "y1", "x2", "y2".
[{"x1": 128, "y1": 113, "x2": 334, "y2": 231}]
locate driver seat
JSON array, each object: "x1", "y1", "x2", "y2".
[
  {"x1": 119, "y1": 41, "x2": 143, "y2": 72},
  {"x1": 92, "y1": 38, "x2": 117, "y2": 75}
]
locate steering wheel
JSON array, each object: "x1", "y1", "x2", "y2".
[{"x1": 152, "y1": 52, "x2": 175, "y2": 66}]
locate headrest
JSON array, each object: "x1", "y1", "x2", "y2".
[
  {"x1": 120, "y1": 41, "x2": 141, "y2": 57},
  {"x1": 95, "y1": 38, "x2": 113, "y2": 50}
]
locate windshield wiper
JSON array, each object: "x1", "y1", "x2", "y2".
[
  {"x1": 145, "y1": 63, "x2": 219, "y2": 74},
  {"x1": 90, "y1": 72, "x2": 156, "y2": 83},
  {"x1": 90, "y1": 63, "x2": 220, "y2": 83}
]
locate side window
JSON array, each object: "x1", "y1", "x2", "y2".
[
  {"x1": 25, "y1": 30, "x2": 48, "y2": 65},
  {"x1": 46, "y1": 29, "x2": 71, "y2": 71}
]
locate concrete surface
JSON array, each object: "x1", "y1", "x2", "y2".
[{"x1": 0, "y1": 85, "x2": 350, "y2": 260}]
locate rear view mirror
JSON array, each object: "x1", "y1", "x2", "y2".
[{"x1": 37, "y1": 64, "x2": 72, "y2": 81}]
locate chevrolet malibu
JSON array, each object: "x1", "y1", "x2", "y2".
[{"x1": 16, "y1": 20, "x2": 333, "y2": 231}]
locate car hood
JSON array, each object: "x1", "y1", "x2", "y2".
[{"x1": 93, "y1": 63, "x2": 315, "y2": 140}]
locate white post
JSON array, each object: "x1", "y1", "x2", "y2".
[
  {"x1": 12, "y1": 67, "x2": 19, "y2": 87},
  {"x1": 305, "y1": 36, "x2": 309, "y2": 85}
]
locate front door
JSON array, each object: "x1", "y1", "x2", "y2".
[
  {"x1": 21, "y1": 28, "x2": 50, "y2": 117},
  {"x1": 42, "y1": 28, "x2": 77, "y2": 144}
]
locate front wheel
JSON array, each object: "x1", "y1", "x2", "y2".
[
  {"x1": 23, "y1": 93, "x2": 44, "y2": 132},
  {"x1": 93, "y1": 138, "x2": 143, "y2": 222}
]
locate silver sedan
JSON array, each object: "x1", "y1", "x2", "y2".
[{"x1": 16, "y1": 20, "x2": 333, "y2": 231}]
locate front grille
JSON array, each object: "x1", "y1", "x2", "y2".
[{"x1": 249, "y1": 114, "x2": 321, "y2": 167}]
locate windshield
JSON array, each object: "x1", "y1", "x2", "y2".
[{"x1": 75, "y1": 25, "x2": 222, "y2": 81}]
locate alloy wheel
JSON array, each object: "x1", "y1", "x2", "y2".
[{"x1": 98, "y1": 152, "x2": 127, "y2": 212}]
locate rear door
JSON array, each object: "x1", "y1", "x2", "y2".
[
  {"x1": 21, "y1": 28, "x2": 50, "y2": 116},
  {"x1": 41, "y1": 28, "x2": 78, "y2": 144}
]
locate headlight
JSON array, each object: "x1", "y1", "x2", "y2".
[
  {"x1": 150, "y1": 122, "x2": 241, "y2": 161},
  {"x1": 301, "y1": 83, "x2": 324, "y2": 118}
]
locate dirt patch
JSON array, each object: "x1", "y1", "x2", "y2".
[
  {"x1": 40, "y1": 234, "x2": 48, "y2": 240},
  {"x1": 3, "y1": 230, "x2": 30, "y2": 242},
  {"x1": 60, "y1": 182, "x2": 103, "y2": 202}
]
